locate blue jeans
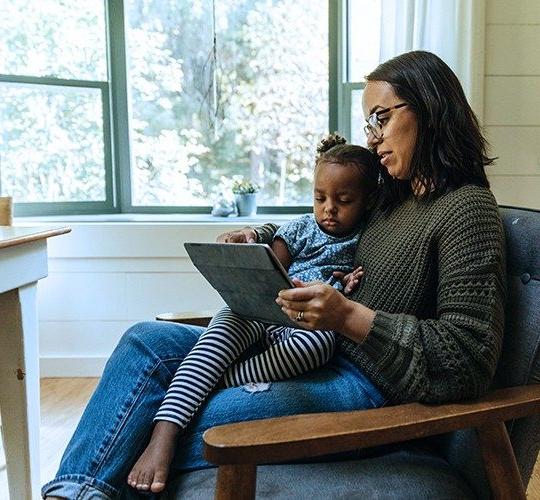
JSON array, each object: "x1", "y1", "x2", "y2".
[{"x1": 42, "y1": 321, "x2": 385, "y2": 499}]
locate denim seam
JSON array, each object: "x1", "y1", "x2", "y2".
[
  {"x1": 89, "y1": 349, "x2": 194, "y2": 482},
  {"x1": 90, "y1": 359, "x2": 163, "y2": 481},
  {"x1": 78, "y1": 484, "x2": 90, "y2": 499},
  {"x1": 160, "y1": 356, "x2": 187, "y2": 378},
  {"x1": 42, "y1": 473, "x2": 117, "y2": 499},
  {"x1": 361, "y1": 380, "x2": 386, "y2": 408},
  {"x1": 89, "y1": 326, "x2": 198, "y2": 478}
]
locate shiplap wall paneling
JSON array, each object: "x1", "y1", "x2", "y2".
[
  {"x1": 484, "y1": 0, "x2": 540, "y2": 209},
  {"x1": 487, "y1": 0, "x2": 540, "y2": 24}
]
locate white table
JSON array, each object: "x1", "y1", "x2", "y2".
[{"x1": 0, "y1": 226, "x2": 70, "y2": 500}]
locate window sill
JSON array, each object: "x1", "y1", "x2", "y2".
[{"x1": 15, "y1": 212, "x2": 300, "y2": 225}]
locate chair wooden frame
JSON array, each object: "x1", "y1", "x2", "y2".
[{"x1": 156, "y1": 313, "x2": 540, "y2": 500}]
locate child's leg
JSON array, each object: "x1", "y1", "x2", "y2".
[
  {"x1": 223, "y1": 327, "x2": 335, "y2": 386},
  {"x1": 128, "y1": 307, "x2": 266, "y2": 493}
]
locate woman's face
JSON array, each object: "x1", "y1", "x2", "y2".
[{"x1": 362, "y1": 80, "x2": 418, "y2": 180}]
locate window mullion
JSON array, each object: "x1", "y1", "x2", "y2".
[{"x1": 106, "y1": 0, "x2": 131, "y2": 213}]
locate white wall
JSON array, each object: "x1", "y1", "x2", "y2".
[
  {"x1": 485, "y1": 0, "x2": 540, "y2": 208},
  {"x1": 37, "y1": 219, "x2": 290, "y2": 377}
]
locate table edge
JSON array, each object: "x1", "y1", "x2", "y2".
[{"x1": 0, "y1": 227, "x2": 71, "y2": 250}]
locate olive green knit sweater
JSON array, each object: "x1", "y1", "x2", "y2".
[{"x1": 256, "y1": 185, "x2": 506, "y2": 404}]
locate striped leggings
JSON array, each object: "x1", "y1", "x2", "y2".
[{"x1": 154, "y1": 306, "x2": 335, "y2": 428}]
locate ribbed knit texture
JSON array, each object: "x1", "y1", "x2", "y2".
[{"x1": 256, "y1": 185, "x2": 506, "y2": 404}]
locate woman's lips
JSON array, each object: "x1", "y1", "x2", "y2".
[{"x1": 379, "y1": 151, "x2": 391, "y2": 166}]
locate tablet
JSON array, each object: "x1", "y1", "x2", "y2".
[{"x1": 184, "y1": 242, "x2": 298, "y2": 327}]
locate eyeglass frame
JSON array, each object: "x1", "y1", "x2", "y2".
[{"x1": 363, "y1": 102, "x2": 408, "y2": 140}]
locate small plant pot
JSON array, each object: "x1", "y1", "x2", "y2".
[{"x1": 235, "y1": 193, "x2": 257, "y2": 217}]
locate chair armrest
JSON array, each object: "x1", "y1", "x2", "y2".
[
  {"x1": 204, "y1": 384, "x2": 540, "y2": 465},
  {"x1": 155, "y1": 312, "x2": 213, "y2": 327}
]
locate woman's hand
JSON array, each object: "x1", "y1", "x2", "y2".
[
  {"x1": 276, "y1": 279, "x2": 353, "y2": 332},
  {"x1": 216, "y1": 227, "x2": 257, "y2": 243},
  {"x1": 276, "y1": 279, "x2": 375, "y2": 342}
]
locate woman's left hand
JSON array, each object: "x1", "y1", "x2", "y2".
[{"x1": 276, "y1": 279, "x2": 353, "y2": 331}]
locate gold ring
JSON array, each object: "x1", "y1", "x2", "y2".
[{"x1": 295, "y1": 311, "x2": 304, "y2": 322}]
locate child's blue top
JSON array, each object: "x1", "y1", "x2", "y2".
[{"x1": 274, "y1": 214, "x2": 361, "y2": 290}]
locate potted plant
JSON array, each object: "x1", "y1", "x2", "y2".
[{"x1": 232, "y1": 179, "x2": 259, "y2": 217}]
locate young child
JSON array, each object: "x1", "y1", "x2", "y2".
[{"x1": 127, "y1": 134, "x2": 380, "y2": 493}]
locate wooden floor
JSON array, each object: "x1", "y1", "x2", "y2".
[{"x1": 0, "y1": 378, "x2": 539, "y2": 499}]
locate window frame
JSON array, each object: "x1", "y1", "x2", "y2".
[
  {"x1": 2, "y1": 0, "x2": 360, "y2": 217},
  {"x1": 337, "y1": 0, "x2": 369, "y2": 143},
  {"x1": 0, "y1": 75, "x2": 116, "y2": 217}
]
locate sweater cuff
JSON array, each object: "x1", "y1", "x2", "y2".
[{"x1": 361, "y1": 310, "x2": 400, "y2": 359}]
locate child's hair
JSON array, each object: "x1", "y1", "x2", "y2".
[{"x1": 315, "y1": 133, "x2": 380, "y2": 195}]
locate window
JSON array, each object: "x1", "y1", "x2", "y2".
[
  {"x1": 338, "y1": 0, "x2": 382, "y2": 146},
  {"x1": 125, "y1": 0, "x2": 328, "y2": 208},
  {"x1": 0, "y1": 0, "x2": 381, "y2": 216},
  {"x1": 0, "y1": 0, "x2": 113, "y2": 214}
]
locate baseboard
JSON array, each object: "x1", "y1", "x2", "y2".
[{"x1": 40, "y1": 356, "x2": 108, "y2": 377}]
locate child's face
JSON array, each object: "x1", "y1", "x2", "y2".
[{"x1": 313, "y1": 161, "x2": 369, "y2": 236}]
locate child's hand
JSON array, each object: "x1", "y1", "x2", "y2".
[{"x1": 332, "y1": 266, "x2": 363, "y2": 295}]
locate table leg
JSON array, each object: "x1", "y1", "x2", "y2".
[{"x1": 0, "y1": 284, "x2": 41, "y2": 500}]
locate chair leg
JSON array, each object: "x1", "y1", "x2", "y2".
[
  {"x1": 215, "y1": 464, "x2": 256, "y2": 500},
  {"x1": 476, "y1": 421, "x2": 526, "y2": 500}
]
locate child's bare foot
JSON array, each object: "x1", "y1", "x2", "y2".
[{"x1": 127, "y1": 420, "x2": 180, "y2": 493}]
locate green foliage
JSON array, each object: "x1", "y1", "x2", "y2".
[
  {"x1": 0, "y1": 0, "x2": 328, "y2": 207},
  {"x1": 232, "y1": 179, "x2": 259, "y2": 194}
]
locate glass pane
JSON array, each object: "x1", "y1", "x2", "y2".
[
  {"x1": 126, "y1": 0, "x2": 328, "y2": 207},
  {"x1": 0, "y1": 0, "x2": 107, "y2": 80},
  {"x1": 351, "y1": 89, "x2": 367, "y2": 146},
  {"x1": 0, "y1": 83, "x2": 106, "y2": 202},
  {"x1": 348, "y1": 0, "x2": 382, "y2": 82}
]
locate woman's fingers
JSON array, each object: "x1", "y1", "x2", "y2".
[
  {"x1": 291, "y1": 278, "x2": 323, "y2": 288},
  {"x1": 216, "y1": 227, "x2": 257, "y2": 243},
  {"x1": 277, "y1": 282, "x2": 352, "y2": 332},
  {"x1": 277, "y1": 282, "x2": 324, "y2": 302},
  {"x1": 276, "y1": 284, "x2": 316, "y2": 325},
  {"x1": 280, "y1": 303, "x2": 308, "y2": 324},
  {"x1": 276, "y1": 283, "x2": 329, "y2": 324}
]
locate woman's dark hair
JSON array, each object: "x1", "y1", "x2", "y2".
[
  {"x1": 366, "y1": 50, "x2": 494, "y2": 208},
  {"x1": 315, "y1": 133, "x2": 380, "y2": 196}
]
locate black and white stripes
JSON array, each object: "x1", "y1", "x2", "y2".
[{"x1": 154, "y1": 307, "x2": 335, "y2": 428}]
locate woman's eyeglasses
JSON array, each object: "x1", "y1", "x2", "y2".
[{"x1": 363, "y1": 102, "x2": 408, "y2": 140}]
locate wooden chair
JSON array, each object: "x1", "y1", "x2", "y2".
[{"x1": 158, "y1": 205, "x2": 540, "y2": 500}]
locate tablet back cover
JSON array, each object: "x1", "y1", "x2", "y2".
[{"x1": 184, "y1": 242, "x2": 297, "y2": 327}]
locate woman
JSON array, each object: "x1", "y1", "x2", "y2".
[{"x1": 43, "y1": 50, "x2": 505, "y2": 499}]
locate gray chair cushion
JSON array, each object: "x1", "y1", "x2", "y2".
[{"x1": 163, "y1": 447, "x2": 476, "y2": 499}]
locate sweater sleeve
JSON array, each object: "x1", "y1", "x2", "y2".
[
  {"x1": 254, "y1": 223, "x2": 280, "y2": 244},
  {"x1": 358, "y1": 191, "x2": 506, "y2": 403}
]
